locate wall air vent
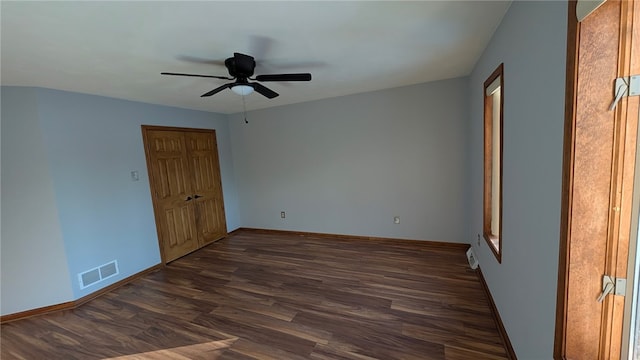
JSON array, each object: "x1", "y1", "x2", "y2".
[
  {"x1": 466, "y1": 248, "x2": 479, "y2": 270},
  {"x1": 78, "y1": 260, "x2": 119, "y2": 289}
]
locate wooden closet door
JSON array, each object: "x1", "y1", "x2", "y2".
[
  {"x1": 185, "y1": 131, "x2": 227, "y2": 246},
  {"x1": 143, "y1": 126, "x2": 227, "y2": 263},
  {"x1": 144, "y1": 129, "x2": 199, "y2": 262}
]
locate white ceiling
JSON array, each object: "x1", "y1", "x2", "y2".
[{"x1": 1, "y1": 1, "x2": 511, "y2": 114}]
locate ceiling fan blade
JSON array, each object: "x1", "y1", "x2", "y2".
[
  {"x1": 248, "y1": 35, "x2": 274, "y2": 61},
  {"x1": 201, "y1": 83, "x2": 232, "y2": 97},
  {"x1": 176, "y1": 55, "x2": 226, "y2": 67},
  {"x1": 250, "y1": 83, "x2": 279, "y2": 99},
  {"x1": 161, "y1": 72, "x2": 233, "y2": 80},
  {"x1": 255, "y1": 73, "x2": 312, "y2": 82}
]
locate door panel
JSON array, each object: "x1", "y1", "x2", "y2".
[
  {"x1": 164, "y1": 205, "x2": 197, "y2": 251},
  {"x1": 564, "y1": 2, "x2": 621, "y2": 357},
  {"x1": 155, "y1": 157, "x2": 190, "y2": 198},
  {"x1": 186, "y1": 132, "x2": 227, "y2": 246},
  {"x1": 195, "y1": 197, "x2": 226, "y2": 245},
  {"x1": 148, "y1": 131, "x2": 192, "y2": 199},
  {"x1": 144, "y1": 129, "x2": 199, "y2": 262}
]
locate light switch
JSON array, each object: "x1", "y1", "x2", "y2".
[{"x1": 131, "y1": 171, "x2": 139, "y2": 181}]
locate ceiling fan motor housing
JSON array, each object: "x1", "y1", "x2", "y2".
[{"x1": 225, "y1": 53, "x2": 256, "y2": 79}]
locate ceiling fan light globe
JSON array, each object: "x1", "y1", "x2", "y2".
[{"x1": 231, "y1": 85, "x2": 254, "y2": 96}]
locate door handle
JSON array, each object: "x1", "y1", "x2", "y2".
[
  {"x1": 597, "y1": 275, "x2": 616, "y2": 302},
  {"x1": 609, "y1": 77, "x2": 629, "y2": 111},
  {"x1": 597, "y1": 282, "x2": 614, "y2": 302},
  {"x1": 194, "y1": 194, "x2": 203, "y2": 199},
  {"x1": 185, "y1": 196, "x2": 193, "y2": 201}
]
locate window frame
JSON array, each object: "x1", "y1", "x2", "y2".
[{"x1": 483, "y1": 63, "x2": 504, "y2": 263}]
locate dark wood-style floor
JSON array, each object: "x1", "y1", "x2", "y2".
[{"x1": 1, "y1": 230, "x2": 509, "y2": 359}]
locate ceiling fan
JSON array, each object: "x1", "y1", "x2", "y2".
[{"x1": 161, "y1": 52, "x2": 312, "y2": 99}]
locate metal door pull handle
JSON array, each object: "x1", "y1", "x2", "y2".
[
  {"x1": 597, "y1": 278, "x2": 615, "y2": 302},
  {"x1": 597, "y1": 282, "x2": 614, "y2": 302}
]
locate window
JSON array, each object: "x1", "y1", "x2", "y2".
[{"x1": 483, "y1": 63, "x2": 503, "y2": 262}]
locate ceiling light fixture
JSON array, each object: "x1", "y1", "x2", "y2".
[{"x1": 231, "y1": 84, "x2": 254, "y2": 96}]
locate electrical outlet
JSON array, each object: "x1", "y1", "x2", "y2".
[
  {"x1": 394, "y1": 216, "x2": 400, "y2": 224},
  {"x1": 281, "y1": 211, "x2": 286, "y2": 219}
]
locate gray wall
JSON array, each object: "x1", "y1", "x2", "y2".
[
  {"x1": 230, "y1": 78, "x2": 469, "y2": 243},
  {"x1": 467, "y1": 1, "x2": 567, "y2": 358},
  {"x1": 1, "y1": 87, "x2": 74, "y2": 314},
  {"x1": 1, "y1": 87, "x2": 240, "y2": 313}
]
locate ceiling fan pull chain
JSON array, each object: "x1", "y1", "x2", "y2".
[{"x1": 242, "y1": 94, "x2": 248, "y2": 124}]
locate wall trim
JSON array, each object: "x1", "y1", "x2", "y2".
[
  {"x1": 0, "y1": 263, "x2": 162, "y2": 324},
  {"x1": 234, "y1": 227, "x2": 470, "y2": 250},
  {"x1": 227, "y1": 227, "x2": 244, "y2": 236},
  {"x1": 476, "y1": 266, "x2": 518, "y2": 360}
]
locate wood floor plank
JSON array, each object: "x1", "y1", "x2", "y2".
[
  {"x1": 1, "y1": 229, "x2": 509, "y2": 359},
  {"x1": 218, "y1": 337, "x2": 312, "y2": 360},
  {"x1": 444, "y1": 345, "x2": 510, "y2": 360},
  {"x1": 105, "y1": 339, "x2": 237, "y2": 360},
  {"x1": 192, "y1": 313, "x2": 317, "y2": 357},
  {"x1": 209, "y1": 305, "x2": 332, "y2": 345}
]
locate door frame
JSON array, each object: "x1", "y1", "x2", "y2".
[
  {"x1": 554, "y1": 3, "x2": 579, "y2": 357},
  {"x1": 141, "y1": 125, "x2": 226, "y2": 264},
  {"x1": 621, "y1": 0, "x2": 640, "y2": 355}
]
